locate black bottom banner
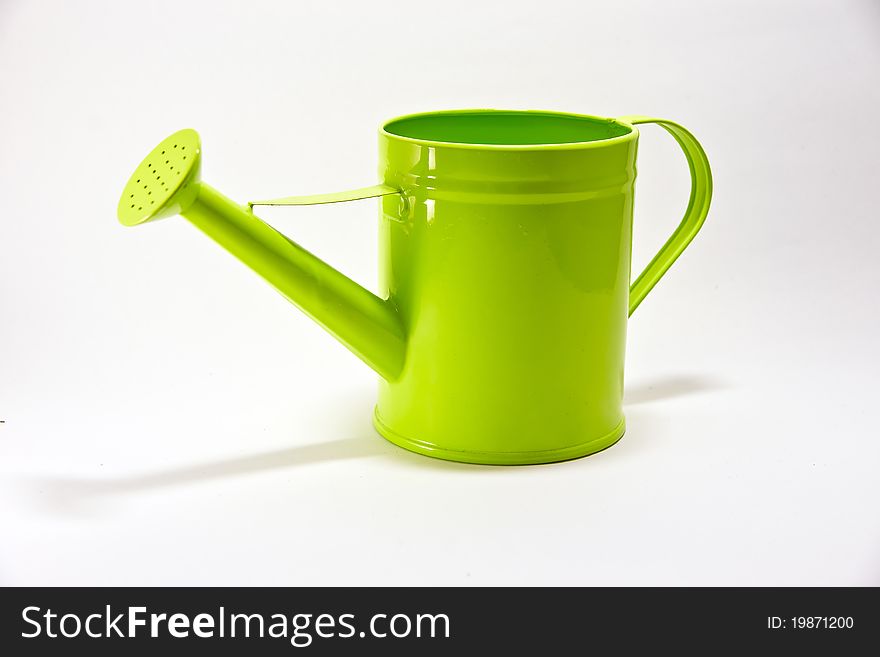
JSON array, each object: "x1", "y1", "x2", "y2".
[{"x1": 1, "y1": 587, "x2": 875, "y2": 654}]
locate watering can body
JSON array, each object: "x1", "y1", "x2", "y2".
[
  {"x1": 118, "y1": 110, "x2": 712, "y2": 465},
  {"x1": 376, "y1": 120, "x2": 636, "y2": 463}
]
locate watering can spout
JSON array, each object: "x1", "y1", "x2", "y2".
[{"x1": 116, "y1": 129, "x2": 406, "y2": 381}]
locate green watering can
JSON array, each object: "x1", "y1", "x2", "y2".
[{"x1": 118, "y1": 110, "x2": 712, "y2": 465}]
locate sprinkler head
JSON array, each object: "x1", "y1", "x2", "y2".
[{"x1": 118, "y1": 128, "x2": 202, "y2": 226}]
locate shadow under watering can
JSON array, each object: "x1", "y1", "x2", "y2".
[{"x1": 117, "y1": 110, "x2": 712, "y2": 465}]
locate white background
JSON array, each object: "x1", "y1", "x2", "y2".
[{"x1": 1, "y1": 0, "x2": 878, "y2": 585}]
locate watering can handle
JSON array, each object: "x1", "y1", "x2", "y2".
[
  {"x1": 247, "y1": 184, "x2": 400, "y2": 209},
  {"x1": 616, "y1": 116, "x2": 713, "y2": 316}
]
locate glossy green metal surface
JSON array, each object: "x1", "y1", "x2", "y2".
[
  {"x1": 117, "y1": 110, "x2": 712, "y2": 465},
  {"x1": 118, "y1": 129, "x2": 406, "y2": 381}
]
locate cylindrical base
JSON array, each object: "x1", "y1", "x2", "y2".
[{"x1": 373, "y1": 409, "x2": 626, "y2": 465}]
